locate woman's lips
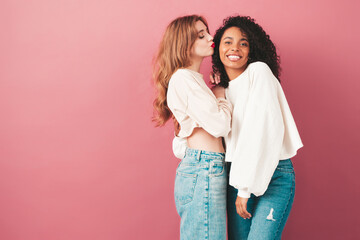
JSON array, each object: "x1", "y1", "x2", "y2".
[{"x1": 211, "y1": 43, "x2": 215, "y2": 48}]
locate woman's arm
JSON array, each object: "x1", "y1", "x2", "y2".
[
  {"x1": 229, "y1": 62, "x2": 284, "y2": 198},
  {"x1": 168, "y1": 70, "x2": 232, "y2": 138}
]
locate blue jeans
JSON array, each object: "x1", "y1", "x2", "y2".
[
  {"x1": 227, "y1": 159, "x2": 295, "y2": 240},
  {"x1": 175, "y1": 148, "x2": 227, "y2": 240}
]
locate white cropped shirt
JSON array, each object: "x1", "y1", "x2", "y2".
[
  {"x1": 167, "y1": 69, "x2": 232, "y2": 140},
  {"x1": 173, "y1": 62, "x2": 303, "y2": 198}
]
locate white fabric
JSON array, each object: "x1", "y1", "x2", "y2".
[
  {"x1": 172, "y1": 135, "x2": 187, "y2": 159},
  {"x1": 167, "y1": 68, "x2": 232, "y2": 140},
  {"x1": 172, "y1": 62, "x2": 303, "y2": 198},
  {"x1": 225, "y1": 62, "x2": 303, "y2": 198}
]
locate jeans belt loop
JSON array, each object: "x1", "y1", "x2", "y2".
[{"x1": 197, "y1": 150, "x2": 202, "y2": 161}]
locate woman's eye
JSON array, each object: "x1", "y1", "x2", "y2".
[
  {"x1": 199, "y1": 35, "x2": 205, "y2": 39},
  {"x1": 240, "y1": 43, "x2": 248, "y2": 47},
  {"x1": 224, "y1": 41, "x2": 231, "y2": 44}
]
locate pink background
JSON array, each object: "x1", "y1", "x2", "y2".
[{"x1": 1, "y1": 0, "x2": 359, "y2": 239}]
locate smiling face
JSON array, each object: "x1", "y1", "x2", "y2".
[
  {"x1": 219, "y1": 27, "x2": 250, "y2": 80},
  {"x1": 191, "y1": 20, "x2": 214, "y2": 59}
]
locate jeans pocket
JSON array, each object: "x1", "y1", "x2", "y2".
[
  {"x1": 209, "y1": 161, "x2": 225, "y2": 177},
  {"x1": 276, "y1": 165, "x2": 295, "y2": 173},
  {"x1": 276, "y1": 160, "x2": 294, "y2": 174},
  {"x1": 276, "y1": 167, "x2": 294, "y2": 173},
  {"x1": 174, "y1": 171, "x2": 197, "y2": 206}
]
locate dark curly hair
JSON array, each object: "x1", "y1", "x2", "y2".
[{"x1": 212, "y1": 16, "x2": 281, "y2": 88}]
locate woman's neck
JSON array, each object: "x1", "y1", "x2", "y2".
[
  {"x1": 226, "y1": 65, "x2": 248, "y2": 81},
  {"x1": 187, "y1": 57, "x2": 203, "y2": 73}
]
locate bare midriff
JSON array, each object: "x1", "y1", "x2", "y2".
[{"x1": 187, "y1": 127, "x2": 225, "y2": 153}]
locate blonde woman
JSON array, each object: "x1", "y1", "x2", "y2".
[{"x1": 153, "y1": 15, "x2": 232, "y2": 240}]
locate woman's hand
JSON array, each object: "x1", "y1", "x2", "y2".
[
  {"x1": 211, "y1": 85, "x2": 225, "y2": 98},
  {"x1": 235, "y1": 196, "x2": 252, "y2": 219},
  {"x1": 210, "y1": 72, "x2": 221, "y2": 85}
]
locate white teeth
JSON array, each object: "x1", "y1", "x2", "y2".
[{"x1": 228, "y1": 55, "x2": 241, "y2": 60}]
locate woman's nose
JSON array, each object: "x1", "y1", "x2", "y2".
[
  {"x1": 207, "y1": 33, "x2": 213, "y2": 41},
  {"x1": 231, "y1": 46, "x2": 239, "y2": 52}
]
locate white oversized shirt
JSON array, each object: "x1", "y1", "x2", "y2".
[
  {"x1": 167, "y1": 68, "x2": 232, "y2": 140},
  {"x1": 225, "y1": 62, "x2": 303, "y2": 198},
  {"x1": 172, "y1": 62, "x2": 303, "y2": 198}
]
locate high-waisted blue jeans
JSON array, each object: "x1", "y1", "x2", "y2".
[
  {"x1": 227, "y1": 159, "x2": 296, "y2": 240},
  {"x1": 174, "y1": 148, "x2": 227, "y2": 240}
]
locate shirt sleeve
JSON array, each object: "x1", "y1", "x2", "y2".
[
  {"x1": 168, "y1": 71, "x2": 233, "y2": 138},
  {"x1": 172, "y1": 135, "x2": 187, "y2": 159},
  {"x1": 186, "y1": 88, "x2": 232, "y2": 138},
  {"x1": 229, "y1": 62, "x2": 285, "y2": 198}
]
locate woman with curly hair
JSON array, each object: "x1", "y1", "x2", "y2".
[
  {"x1": 211, "y1": 16, "x2": 303, "y2": 239},
  {"x1": 153, "y1": 15, "x2": 232, "y2": 240}
]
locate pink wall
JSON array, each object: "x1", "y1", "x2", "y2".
[{"x1": 1, "y1": 0, "x2": 359, "y2": 239}]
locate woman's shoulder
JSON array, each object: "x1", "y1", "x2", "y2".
[
  {"x1": 172, "y1": 68, "x2": 194, "y2": 78},
  {"x1": 247, "y1": 61, "x2": 279, "y2": 88},
  {"x1": 248, "y1": 61, "x2": 271, "y2": 72},
  {"x1": 168, "y1": 69, "x2": 194, "y2": 92},
  {"x1": 248, "y1": 61, "x2": 276, "y2": 79},
  {"x1": 170, "y1": 68, "x2": 199, "y2": 87}
]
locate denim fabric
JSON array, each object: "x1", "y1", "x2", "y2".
[
  {"x1": 227, "y1": 159, "x2": 295, "y2": 240},
  {"x1": 174, "y1": 148, "x2": 227, "y2": 240}
]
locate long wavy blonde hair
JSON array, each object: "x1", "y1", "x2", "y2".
[{"x1": 152, "y1": 15, "x2": 208, "y2": 127}]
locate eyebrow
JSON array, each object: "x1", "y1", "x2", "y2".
[
  {"x1": 223, "y1": 36, "x2": 248, "y2": 41},
  {"x1": 198, "y1": 29, "x2": 209, "y2": 33}
]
